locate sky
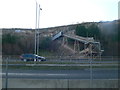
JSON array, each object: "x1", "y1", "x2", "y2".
[{"x1": 0, "y1": 0, "x2": 119, "y2": 29}]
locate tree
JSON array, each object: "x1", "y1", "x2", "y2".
[
  {"x1": 75, "y1": 25, "x2": 87, "y2": 37},
  {"x1": 2, "y1": 33, "x2": 18, "y2": 44},
  {"x1": 2, "y1": 33, "x2": 19, "y2": 55},
  {"x1": 40, "y1": 37, "x2": 52, "y2": 50},
  {"x1": 87, "y1": 24, "x2": 100, "y2": 40}
]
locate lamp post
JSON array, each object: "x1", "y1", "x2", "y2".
[
  {"x1": 35, "y1": 0, "x2": 42, "y2": 56},
  {"x1": 37, "y1": 4, "x2": 42, "y2": 55},
  {"x1": 35, "y1": 1, "x2": 38, "y2": 58}
]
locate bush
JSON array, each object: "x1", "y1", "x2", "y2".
[{"x1": 75, "y1": 25, "x2": 87, "y2": 37}]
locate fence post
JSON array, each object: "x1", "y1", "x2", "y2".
[
  {"x1": 5, "y1": 57, "x2": 8, "y2": 89},
  {"x1": 67, "y1": 79, "x2": 69, "y2": 89}
]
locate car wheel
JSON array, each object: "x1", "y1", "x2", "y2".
[
  {"x1": 38, "y1": 59, "x2": 41, "y2": 62},
  {"x1": 34, "y1": 59, "x2": 37, "y2": 62},
  {"x1": 23, "y1": 59, "x2": 27, "y2": 62}
]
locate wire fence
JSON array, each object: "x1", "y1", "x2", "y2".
[{"x1": 2, "y1": 55, "x2": 119, "y2": 62}]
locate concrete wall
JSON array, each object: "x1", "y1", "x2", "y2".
[{"x1": 2, "y1": 79, "x2": 118, "y2": 88}]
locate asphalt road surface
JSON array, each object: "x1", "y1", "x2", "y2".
[
  {"x1": 1, "y1": 63, "x2": 118, "y2": 66},
  {"x1": 1, "y1": 69, "x2": 118, "y2": 79}
]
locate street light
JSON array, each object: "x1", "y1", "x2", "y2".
[
  {"x1": 34, "y1": 1, "x2": 38, "y2": 59},
  {"x1": 37, "y1": 4, "x2": 42, "y2": 55},
  {"x1": 34, "y1": 1, "x2": 42, "y2": 63}
]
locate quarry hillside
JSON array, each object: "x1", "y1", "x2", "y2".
[{"x1": 1, "y1": 20, "x2": 119, "y2": 57}]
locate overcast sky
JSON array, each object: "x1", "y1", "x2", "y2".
[{"x1": 0, "y1": 0, "x2": 119, "y2": 29}]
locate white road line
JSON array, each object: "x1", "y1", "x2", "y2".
[
  {"x1": 26, "y1": 64, "x2": 118, "y2": 66},
  {"x1": 1, "y1": 73, "x2": 69, "y2": 76}
]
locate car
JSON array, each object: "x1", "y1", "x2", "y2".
[{"x1": 20, "y1": 54, "x2": 46, "y2": 62}]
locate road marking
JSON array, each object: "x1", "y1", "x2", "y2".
[
  {"x1": 25, "y1": 64, "x2": 118, "y2": 66},
  {"x1": 1, "y1": 73, "x2": 69, "y2": 76}
]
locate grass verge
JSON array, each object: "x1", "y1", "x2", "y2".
[{"x1": 2, "y1": 61, "x2": 77, "y2": 64}]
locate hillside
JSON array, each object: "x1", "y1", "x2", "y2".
[{"x1": 2, "y1": 20, "x2": 119, "y2": 57}]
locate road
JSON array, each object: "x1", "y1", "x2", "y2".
[
  {"x1": 1, "y1": 69, "x2": 118, "y2": 79},
  {"x1": 1, "y1": 59, "x2": 118, "y2": 79},
  {"x1": 1, "y1": 63, "x2": 118, "y2": 66}
]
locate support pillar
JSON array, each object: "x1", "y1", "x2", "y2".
[
  {"x1": 62, "y1": 37, "x2": 65, "y2": 45},
  {"x1": 74, "y1": 40, "x2": 80, "y2": 52},
  {"x1": 62, "y1": 37, "x2": 68, "y2": 45},
  {"x1": 74, "y1": 40, "x2": 77, "y2": 51},
  {"x1": 77, "y1": 41, "x2": 80, "y2": 52}
]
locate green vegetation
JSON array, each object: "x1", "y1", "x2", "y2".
[
  {"x1": 75, "y1": 21, "x2": 118, "y2": 56},
  {"x1": 2, "y1": 61, "x2": 76, "y2": 64},
  {"x1": 118, "y1": 23, "x2": 120, "y2": 42},
  {"x1": 40, "y1": 37, "x2": 52, "y2": 50},
  {"x1": 2, "y1": 60, "x2": 118, "y2": 64},
  {"x1": 2, "y1": 32, "x2": 56, "y2": 56},
  {"x1": 2, "y1": 20, "x2": 119, "y2": 56},
  {"x1": 39, "y1": 50, "x2": 55, "y2": 57},
  {"x1": 75, "y1": 23, "x2": 100, "y2": 40},
  {"x1": 75, "y1": 25, "x2": 87, "y2": 37},
  {"x1": 2, "y1": 33, "x2": 19, "y2": 44}
]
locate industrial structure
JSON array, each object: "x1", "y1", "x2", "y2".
[{"x1": 52, "y1": 30, "x2": 103, "y2": 58}]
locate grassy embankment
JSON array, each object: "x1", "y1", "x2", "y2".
[{"x1": 2, "y1": 61, "x2": 118, "y2": 70}]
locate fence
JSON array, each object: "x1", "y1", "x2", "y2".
[{"x1": 2, "y1": 55, "x2": 119, "y2": 62}]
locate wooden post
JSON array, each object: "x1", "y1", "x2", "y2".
[
  {"x1": 77, "y1": 41, "x2": 80, "y2": 52},
  {"x1": 74, "y1": 40, "x2": 77, "y2": 51},
  {"x1": 62, "y1": 37, "x2": 65, "y2": 45},
  {"x1": 65, "y1": 37, "x2": 68, "y2": 45}
]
